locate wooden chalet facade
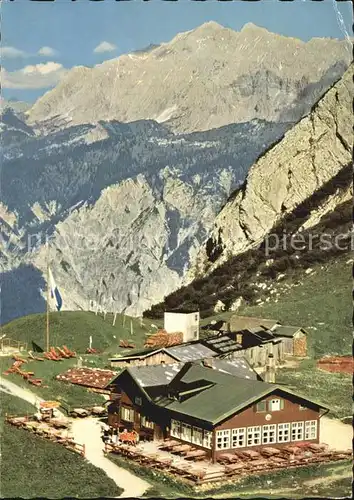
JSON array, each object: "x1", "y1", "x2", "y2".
[{"x1": 105, "y1": 361, "x2": 328, "y2": 462}]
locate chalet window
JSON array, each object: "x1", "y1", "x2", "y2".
[
  {"x1": 269, "y1": 399, "x2": 284, "y2": 412},
  {"x1": 202, "y1": 430, "x2": 212, "y2": 449},
  {"x1": 299, "y1": 405, "x2": 307, "y2": 411},
  {"x1": 181, "y1": 423, "x2": 192, "y2": 442},
  {"x1": 262, "y1": 424, "x2": 276, "y2": 444},
  {"x1": 305, "y1": 420, "x2": 317, "y2": 440},
  {"x1": 256, "y1": 401, "x2": 267, "y2": 413},
  {"x1": 216, "y1": 430, "x2": 231, "y2": 450},
  {"x1": 247, "y1": 426, "x2": 261, "y2": 446},
  {"x1": 291, "y1": 421, "x2": 304, "y2": 441},
  {"x1": 171, "y1": 419, "x2": 181, "y2": 438},
  {"x1": 195, "y1": 314, "x2": 198, "y2": 321},
  {"x1": 134, "y1": 397, "x2": 142, "y2": 406},
  {"x1": 192, "y1": 427, "x2": 203, "y2": 446},
  {"x1": 232, "y1": 428, "x2": 246, "y2": 448},
  {"x1": 121, "y1": 406, "x2": 134, "y2": 422},
  {"x1": 278, "y1": 423, "x2": 290, "y2": 443},
  {"x1": 141, "y1": 416, "x2": 154, "y2": 429}
]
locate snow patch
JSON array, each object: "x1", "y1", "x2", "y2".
[{"x1": 154, "y1": 105, "x2": 178, "y2": 123}]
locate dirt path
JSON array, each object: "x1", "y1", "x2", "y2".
[
  {"x1": 1, "y1": 376, "x2": 46, "y2": 409},
  {"x1": 70, "y1": 418, "x2": 150, "y2": 498},
  {"x1": 320, "y1": 416, "x2": 352, "y2": 451},
  {"x1": 0, "y1": 377, "x2": 150, "y2": 498}
]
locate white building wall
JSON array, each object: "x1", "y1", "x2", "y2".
[{"x1": 164, "y1": 312, "x2": 200, "y2": 342}]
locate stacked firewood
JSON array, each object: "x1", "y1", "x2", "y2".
[{"x1": 144, "y1": 329, "x2": 183, "y2": 348}]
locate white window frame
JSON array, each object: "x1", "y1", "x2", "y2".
[
  {"x1": 202, "y1": 430, "x2": 212, "y2": 449},
  {"x1": 141, "y1": 416, "x2": 154, "y2": 429},
  {"x1": 181, "y1": 423, "x2": 192, "y2": 442},
  {"x1": 291, "y1": 421, "x2": 304, "y2": 441},
  {"x1": 192, "y1": 426, "x2": 203, "y2": 446},
  {"x1": 278, "y1": 423, "x2": 290, "y2": 443},
  {"x1": 121, "y1": 406, "x2": 134, "y2": 422},
  {"x1": 269, "y1": 399, "x2": 283, "y2": 412},
  {"x1": 247, "y1": 426, "x2": 261, "y2": 447},
  {"x1": 216, "y1": 429, "x2": 231, "y2": 450},
  {"x1": 231, "y1": 428, "x2": 246, "y2": 448},
  {"x1": 170, "y1": 419, "x2": 181, "y2": 439},
  {"x1": 262, "y1": 424, "x2": 277, "y2": 444},
  {"x1": 134, "y1": 397, "x2": 142, "y2": 406},
  {"x1": 305, "y1": 420, "x2": 317, "y2": 440}
]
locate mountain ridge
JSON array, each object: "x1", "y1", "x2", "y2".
[{"x1": 26, "y1": 22, "x2": 351, "y2": 133}]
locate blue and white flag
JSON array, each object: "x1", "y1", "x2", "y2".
[{"x1": 48, "y1": 267, "x2": 63, "y2": 311}]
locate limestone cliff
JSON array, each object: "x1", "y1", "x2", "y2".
[{"x1": 189, "y1": 65, "x2": 353, "y2": 276}]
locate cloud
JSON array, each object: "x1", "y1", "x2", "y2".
[
  {"x1": 1, "y1": 46, "x2": 27, "y2": 59},
  {"x1": 2, "y1": 62, "x2": 68, "y2": 89},
  {"x1": 37, "y1": 46, "x2": 58, "y2": 57},
  {"x1": 93, "y1": 41, "x2": 117, "y2": 54}
]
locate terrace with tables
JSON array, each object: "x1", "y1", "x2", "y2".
[{"x1": 104, "y1": 437, "x2": 352, "y2": 485}]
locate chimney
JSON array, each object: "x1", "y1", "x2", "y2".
[
  {"x1": 236, "y1": 333, "x2": 243, "y2": 345},
  {"x1": 264, "y1": 353, "x2": 276, "y2": 383}
]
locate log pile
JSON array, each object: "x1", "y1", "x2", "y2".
[{"x1": 144, "y1": 329, "x2": 183, "y2": 348}]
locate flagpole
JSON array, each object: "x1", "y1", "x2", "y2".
[{"x1": 46, "y1": 242, "x2": 50, "y2": 353}]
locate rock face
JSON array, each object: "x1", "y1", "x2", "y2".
[
  {"x1": 1, "y1": 112, "x2": 291, "y2": 321},
  {"x1": 26, "y1": 22, "x2": 351, "y2": 133},
  {"x1": 193, "y1": 65, "x2": 353, "y2": 274}
]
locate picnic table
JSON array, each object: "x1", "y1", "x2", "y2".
[
  {"x1": 159, "y1": 439, "x2": 180, "y2": 449},
  {"x1": 225, "y1": 462, "x2": 247, "y2": 472},
  {"x1": 219, "y1": 452, "x2": 238, "y2": 463},
  {"x1": 171, "y1": 444, "x2": 192, "y2": 454},
  {"x1": 185, "y1": 449, "x2": 207, "y2": 459}
]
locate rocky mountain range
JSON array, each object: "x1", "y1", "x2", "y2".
[
  {"x1": 26, "y1": 22, "x2": 351, "y2": 133},
  {"x1": 0, "y1": 110, "x2": 292, "y2": 323},
  {"x1": 1, "y1": 23, "x2": 352, "y2": 324},
  {"x1": 189, "y1": 63, "x2": 352, "y2": 278}
]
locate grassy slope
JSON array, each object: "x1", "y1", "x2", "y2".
[
  {"x1": 1, "y1": 310, "x2": 163, "y2": 354},
  {"x1": 231, "y1": 256, "x2": 351, "y2": 419},
  {"x1": 240, "y1": 255, "x2": 352, "y2": 358},
  {"x1": 0, "y1": 392, "x2": 123, "y2": 498},
  {"x1": 0, "y1": 356, "x2": 105, "y2": 409},
  {"x1": 0, "y1": 311, "x2": 163, "y2": 407}
]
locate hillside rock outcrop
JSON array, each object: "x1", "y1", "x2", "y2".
[{"x1": 191, "y1": 65, "x2": 353, "y2": 275}]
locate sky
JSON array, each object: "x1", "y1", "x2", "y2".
[{"x1": 2, "y1": 0, "x2": 353, "y2": 103}]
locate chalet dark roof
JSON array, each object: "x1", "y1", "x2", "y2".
[
  {"x1": 128, "y1": 363, "x2": 184, "y2": 387},
  {"x1": 109, "y1": 361, "x2": 328, "y2": 426},
  {"x1": 201, "y1": 320, "x2": 228, "y2": 331},
  {"x1": 272, "y1": 326, "x2": 307, "y2": 338},
  {"x1": 202, "y1": 334, "x2": 242, "y2": 355},
  {"x1": 154, "y1": 364, "x2": 328, "y2": 424},
  {"x1": 229, "y1": 315, "x2": 279, "y2": 331},
  {"x1": 166, "y1": 342, "x2": 217, "y2": 361},
  {"x1": 159, "y1": 365, "x2": 275, "y2": 423},
  {"x1": 109, "y1": 332, "x2": 243, "y2": 364},
  {"x1": 109, "y1": 347, "x2": 170, "y2": 362},
  {"x1": 202, "y1": 358, "x2": 259, "y2": 380}
]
